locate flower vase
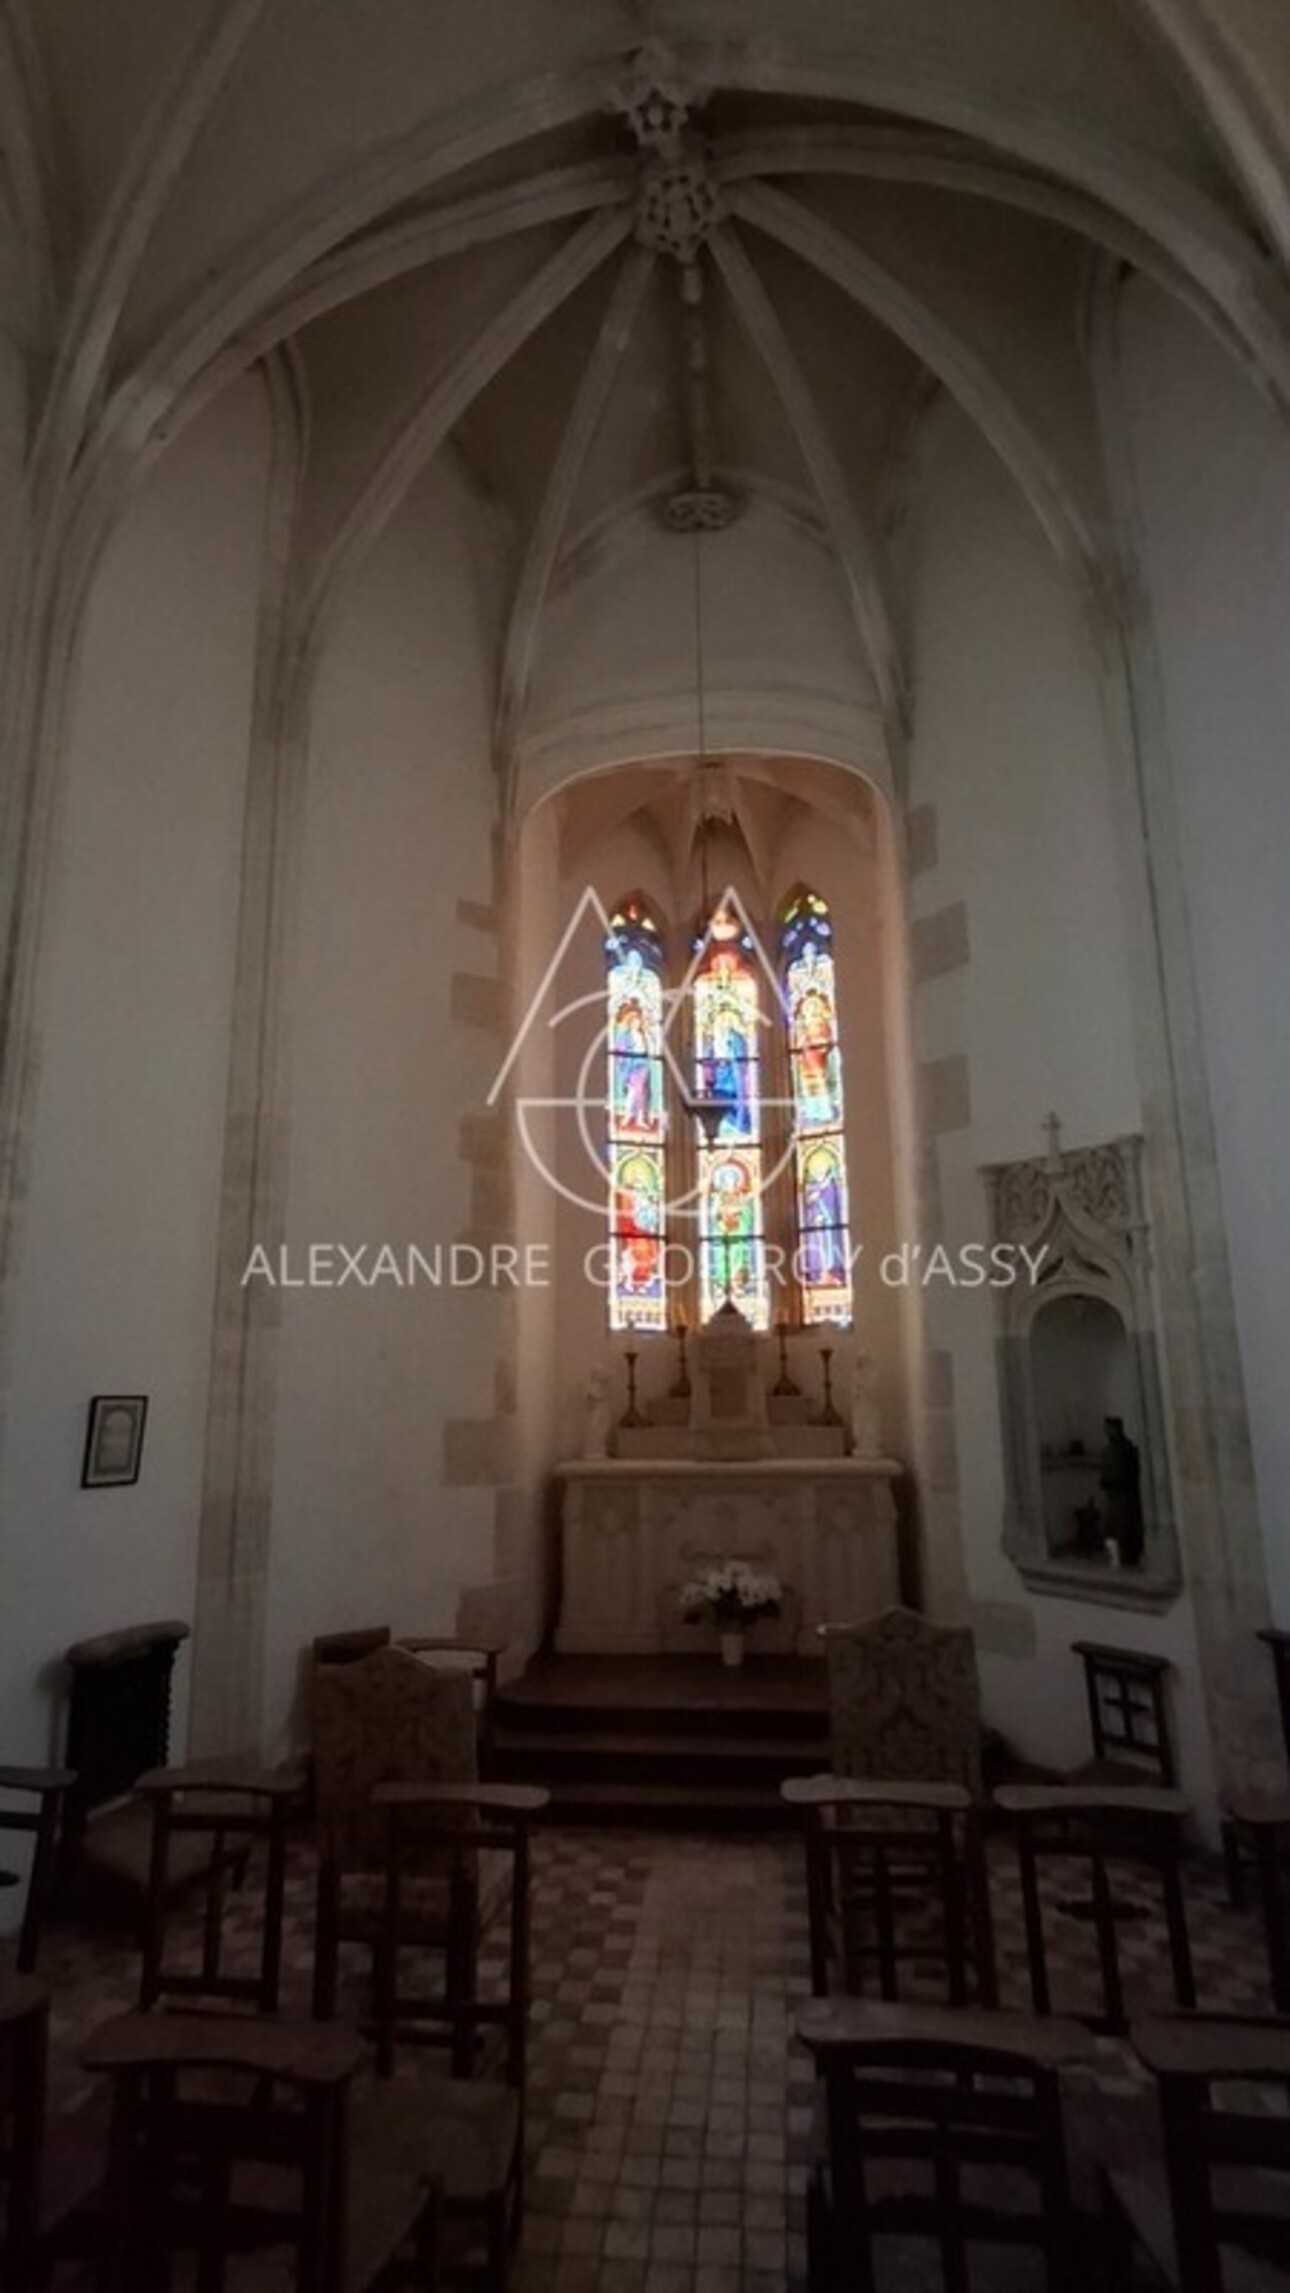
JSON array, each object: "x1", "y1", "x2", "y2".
[{"x1": 719, "y1": 1629, "x2": 745, "y2": 1669}]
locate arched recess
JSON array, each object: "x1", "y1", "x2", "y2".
[
  {"x1": 511, "y1": 495, "x2": 897, "y2": 820},
  {"x1": 506, "y1": 746, "x2": 930, "y2": 1630}
]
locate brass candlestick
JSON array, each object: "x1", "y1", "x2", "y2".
[
  {"x1": 670, "y1": 1319, "x2": 691, "y2": 1399},
  {"x1": 620, "y1": 1348, "x2": 645, "y2": 1428},
  {"x1": 771, "y1": 1316, "x2": 801, "y2": 1397},
  {"x1": 816, "y1": 1344, "x2": 842, "y2": 1427}
]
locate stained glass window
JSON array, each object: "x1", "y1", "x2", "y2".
[
  {"x1": 781, "y1": 889, "x2": 853, "y2": 1324},
  {"x1": 694, "y1": 906, "x2": 770, "y2": 1329},
  {"x1": 606, "y1": 897, "x2": 669, "y2": 1331}
]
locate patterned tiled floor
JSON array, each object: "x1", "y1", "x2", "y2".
[{"x1": 35, "y1": 1823, "x2": 1280, "y2": 2289}]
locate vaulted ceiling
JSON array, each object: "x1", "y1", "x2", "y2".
[{"x1": 4, "y1": 0, "x2": 1290, "y2": 796}]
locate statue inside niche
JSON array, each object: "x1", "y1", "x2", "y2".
[
  {"x1": 1099, "y1": 1415, "x2": 1144, "y2": 1566},
  {"x1": 850, "y1": 1353, "x2": 883, "y2": 1458}
]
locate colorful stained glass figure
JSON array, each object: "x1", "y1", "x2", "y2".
[
  {"x1": 606, "y1": 898, "x2": 668, "y2": 1330},
  {"x1": 694, "y1": 907, "x2": 770, "y2": 1329},
  {"x1": 795, "y1": 1138, "x2": 852, "y2": 1321},
  {"x1": 781, "y1": 890, "x2": 853, "y2": 1326},
  {"x1": 698, "y1": 1147, "x2": 767, "y2": 1326},
  {"x1": 610, "y1": 1145, "x2": 667, "y2": 1327}
]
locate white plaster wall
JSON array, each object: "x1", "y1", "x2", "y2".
[
  {"x1": 0, "y1": 335, "x2": 26, "y2": 699},
  {"x1": 263, "y1": 458, "x2": 509, "y2": 1749},
  {"x1": 1117, "y1": 282, "x2": 1290, "y2": 1625},
  {"x1": 0, "y1": 377, "x2": 271, "y2": 1772},
  {"x1": 904, "y1": 405, "x2": 1217, "y2": 1812}
]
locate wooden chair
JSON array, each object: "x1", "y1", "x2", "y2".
[
  {"x1": 0, "y1": 1765, "x2": 74, "y2": 1973},
  {"x1": 396, "y1": 1641, "x2": 503, "y2": 1777},
  {"x1": 1219, "y1": 1789, "x2": 1290, "y2": 2010},
  {"x1": 84, "y1": 2008, "x2": 442, "y2": 2292},
  {"x1": 1070, "y1": 1641, "x2": 1176, "y2": 1787},
  {"x1": 311, "y1": 1627, "x2": 392, "y2": 1669},
  {"x1": 311, "y1": 1650, "x2": 508, "y2": 2067},
  {"x1": 782, "y1": 1775, "x2": 997, "y2": 2007},
  {"x1": 352, "y1": 1780, "x2": 548, "y2": 2293},
  {"x1": 798, "y1": 1995, "x2": 1095, "y2": 2293},
  {"x1": 1106, "y1": 2016, "x2": 1290, "y2": 2293},
  {"x1": 0, "y1": 1970, "x2": 48, "y2": 2292},
  {"x1": 307, "y1": 1631, "x2": 497, "y2": 1776},
  {"x1": 995, "y1": 1784, "x2": 1195, "y2": 2031},
  {"x1": 1220, "y1": 1628, "x2": 1290, "y2": 1913},
  {"x1": 137, "y1": 1760, "x2": 308, "y2": 2014},
  {"x1": 820, "y1": 1606, "x2": 984, "y2": 1795}
]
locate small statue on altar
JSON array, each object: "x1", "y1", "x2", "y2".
[
  {"x1": 850, "y1": 1353, "x2": 884, "y2": 1458},
  {"x1": 583, "y1": 1366, "x2": 612, "y2": 1460}
]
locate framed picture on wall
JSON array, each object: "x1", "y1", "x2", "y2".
[{"x1": 81, "y1": 1394, "x2": 148, "y2": 1488}]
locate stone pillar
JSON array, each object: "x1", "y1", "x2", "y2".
[
  {"x1": 1086, "y1": 276, "x2": 1281, "y2": 1793},
  {"x1": 187, "y1": 356, "x2": 305, "y2": 1757}
]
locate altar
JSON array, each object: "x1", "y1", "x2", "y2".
[
  {"x1": 554, "y1": 1455, "x2": 902, "y2": 1655},
  {"x1": 557, "y1": 1305, "x2": 904, "y2": 1654}
]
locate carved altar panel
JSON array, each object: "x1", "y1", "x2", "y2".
[{"x1": 554, "y1": 1460, "x2": 901, "y2": 1655}]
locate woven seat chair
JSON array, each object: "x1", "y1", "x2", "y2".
[{"x1": 311, "y1": 1648, "x2": 509, "y2": 2071}]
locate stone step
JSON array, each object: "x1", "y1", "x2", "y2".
[
  {"x1": 494, "y1": 1725, "x2": 830, "y2": 1788},
  {"x1": 495, "y1": 1724, "x2": 831, "y2": 1765},
  {"x1": 495, "y1": 1653, "x2": 829, "y2": 1743},
  {"x1": 529, "y1": 1778, "x2": 801, "y2": 1830},
  {"x1": 493, "y1": 1653, "x2": 831, "y2": 1828}
]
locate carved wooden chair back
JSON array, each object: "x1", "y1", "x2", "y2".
[
  {"x1": 312, "y1": 1649, "x2": 479, "y2": 1874},
  {"x1": 396, "y1": 1639, "x2": 502, "y2": 1776},
  {"x1": 310, "y1": 1626, "x2": 391, "y2": 1670},
  {"x1": 822, "y1": 1607, "x2": 983, "y2": 1797}
]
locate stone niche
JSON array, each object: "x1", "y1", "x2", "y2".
[{"x1": 982, "y1": 1133, "x2": 1181, "y2": 1611}]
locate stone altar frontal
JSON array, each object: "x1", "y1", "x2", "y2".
[{"x1": 554, "y1": 1459, "x2": 902, "y2": 1656}]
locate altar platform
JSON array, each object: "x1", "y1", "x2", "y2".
[
  {"x1": 493, "y1": 1652, "x2": 1016, "y2": 1828},
  {"x1": 554, "y1": 1456, "x2": 902, "y2": 1657}
]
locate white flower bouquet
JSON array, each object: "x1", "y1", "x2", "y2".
[{"x1": 678, "y1": 1561, "x2": 782, "y2": 1630}]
